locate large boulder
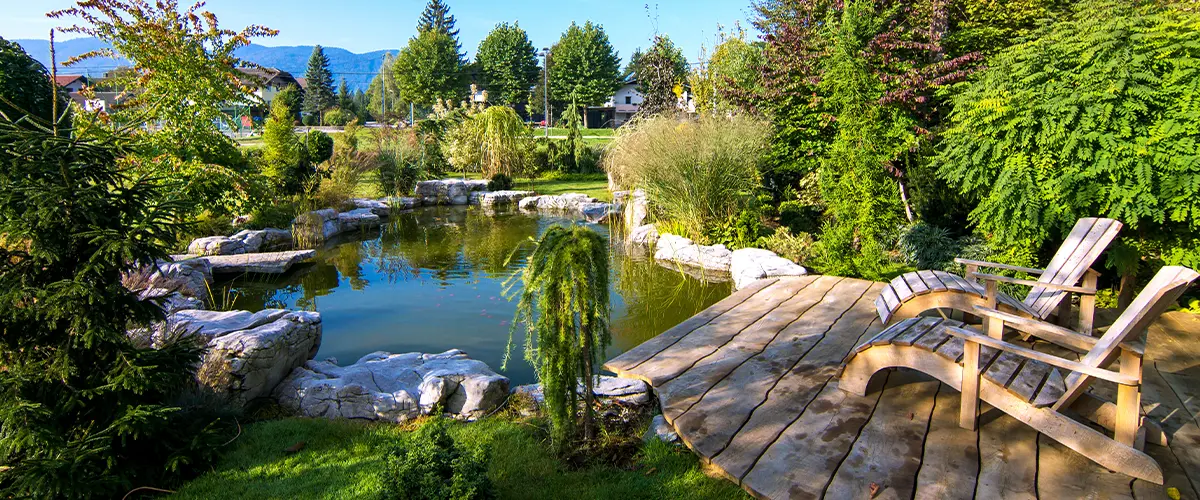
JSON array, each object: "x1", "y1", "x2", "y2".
[
  {"x1": 187, "y1": 235, "x2": 245, "y2": 256},
  {"x1": 628, "y1": 224, "x2": 659, "y2": 247},
  {"x1": 416, "y1": 179, "x2": 472, "y2": 206},
  {"x1": 349, "y1": 198, "x2": 391, "y2": 217},
  {"x1": 168, "y1": 309, "x2": 323, "y2": 405},
  {"x1": 384, "y1": 196, "x2": 422, "y2": 210},
  {"x1": 654, "y1": 234, "x2": 733, "y2": 273},
  {"x1": 623, "y1": 189, "x2": 649, "y2": 230},
  {"x1": 337, "y1": 208, "x2": 383, "y2": 232},
  {"x1": 293, "y1": 208, "x2": 341, "y2": 243},
  {"x1": 126, "y1": 258, "x2": 213, "y2": 300},
  {"x1": 231, "y1": 228, "x2": 292, "y2": 253},
  {"x1": 201, "y1": 250, "x2": 317, "y2": 275},
  {"x1": 730, "y1": 248, "x2": 808, "y2": 290},
  {"x1": 580, "y1": 202, "x2": 616, "y2": 223},
  {"x1": 274, "y1": 349, "x2": 510, "y2": 422},
  {"x1": 479, "y1": 190, "x2": 536, "y2": 210},
  {"x1": 511, "y1": 375, "x2": 651, "y2": 407}
]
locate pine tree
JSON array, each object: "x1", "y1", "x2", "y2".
[
  {"x1": 0, "y1": 120, "x2": 233, "y2": 498},
  {"x1": 0, "y1": 37, "x2": 66, "y2": 125},
  {"x1": 303, "y1": 45, "x2": 336, "y2": 120},
  {"x1": 417, "y1": 0, "x2": 459, "y2": 37},
  {"x1": 337, "y1": 78, "x2": 353, "y2": 111}
]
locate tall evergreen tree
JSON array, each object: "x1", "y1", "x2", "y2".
[
  {"x1": 303, "y1": 45, "x2": 336, "y2": 119},
  {"x1": 337, "y1": 78, "x2": 353, "y2": 111},
  {"x1": 417, "y1": 0, "x2": 459, "y2": 37},
  {"x1": 0, "y1": 37, "x2": 66, "y2": 125},
  {"x1": 476, "y1": 22, "x2": 540, "y2": 106}
]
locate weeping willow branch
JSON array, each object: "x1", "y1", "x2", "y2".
[{"x1": 504, "y1": 225, "x2": 611, "y2": 448}]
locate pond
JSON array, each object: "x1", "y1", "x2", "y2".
[{"x1": 221, "y1": 206, "x2": 731, "y2": 385}]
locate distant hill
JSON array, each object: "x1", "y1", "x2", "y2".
[{"x1": 13, "y1": 37, "x2": 395, "y2": 91}]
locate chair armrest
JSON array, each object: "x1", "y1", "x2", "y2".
[
  {"x1": 945, "y1": 326, "x2": 1140, "y2": 386},
  {"x1": 954, "y1": 258, "x2": 1045, "y2": 275},
  {"x1": 968, "y1": 272, "x2": 1098, "y2": 295},
  {"x1": 971, "y1": 306, "x2": 1095, "y2": 353}
]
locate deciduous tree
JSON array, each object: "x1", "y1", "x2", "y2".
[
  {"x1": 476, "y1": 22, "x2": 539, "y2": 107},
  {"x1": 394, "y1": 30, "x2": 465, "y2": 106},
  {"x1": 548, "y1": 22, "x2": 621, "y2": 111}
]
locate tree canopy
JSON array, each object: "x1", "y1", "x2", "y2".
[
  {"x1": 418, "y1": 0, "x2": 459, "y2": 38},
  {"x1": 394, "y1": 30, "x2": 466, "y2": 106},
  {"x1": 0, "y1": 37, "x2": 64, "y2": 125},
  {"x1": 634, "y1": 34, "x2": 688, "y2": 116},
  {"x1": 476, "y1": 22, "x2": 539, "y2": 106},
  {"x1": 303, "y1": 45, "x2": 336, "y2": 117},
  {"x1": 548, "y1": 22, "x2": 622, "y2": 107}
]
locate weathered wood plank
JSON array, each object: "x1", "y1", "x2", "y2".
[
  {"x1": 914, "y1": 383, "x2": 980, "y2": 500},
  {"x1": 1008, "y1": 358, "x2": 1051, "y2": 403},
  {"x1": 1033, "y1": 367, "x2": 1067, "y2": 408},
  {"x1": 632, "y1": 278, "x2": 810, "y2": 386},
  {"x1": 1025, "y1": 217, "x2": 1098, "y2": 308},
  {"x1": 856, "y1": 318, "x2": 919, "y2": 354},
  {"x1": 895, "y1": 317, "x2": 940, "y2": 346},
  {"x1": 975, "y1": 406, "x2": 1038, "y2": 500},
  {"x1": 904, "y1": 272, "x2": 931, "y2": 296},
  {"x1": 1139, "y1": 365, "x2": 1200, "y2": 500},
  {"x1": 825, "y1": 370, "x2": 940, "y2": 500},
  {"x1": 982, "y1": 351, "x2": 1025, "y2": 388},
  {"x1": 1038, "y1": 435, "x2": 1135, "y2": 499},
  {"x1": 699, "y1": 282, "x2": 883, "y2": 480},
  {"x1": 891, "y1": 275, "x2": 915, "y2": 301},
  {"x1": 656, "y1": 276, "x2": 840, "y2": 422},
  {"x1": 603, "y1": 277, "x2": 781, "y2": 374},
  {"x1": 918, "y1": 270, "x2": 948, "y2": 292},
  {"x1": 738, "y1": 377, "x2": 888, "y2": 500},
  {"x1": 913, "y1": 324, "x2": 952, "y2": 352},
  {"x1": 880, "y1": 285, "x2": 902, "y2": 313}
]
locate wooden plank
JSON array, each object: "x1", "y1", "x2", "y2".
[
  {"x1": 824, "y1": 370, "x2": 941, "y2": 500},
  {"x1": 936, "y1": 333, "x2": 966, "y2": 362},
  {"x1": 890, "y1": 275, "x2": 915, "y2": 300},
  {"x1": 975, "y1": 406, "x2": 1039, "y2": 500},
  {"x1": 876, "y1": 295, "x2": 892, "y2": 323},
  {"x1": 698, "y1": 281, "x2": 883, "y2": 479},
  {"x1": 1025, "y1": 217, "x2": 1098, "y2": 308},
  {"x1": 1140, "y1": 365, "x2": 1200, "y2": 499},
  {"x1": 1008, "y1": 358, "x2": 1051, "y2": 403},
  {"x1": 1038, "y1": 435, "x2": 1135, "y2": 499},
  {"x1": 914, "y1": 383, "x2": 980, "y2": 500},
  {"x1": 631, "y1": 278, "x2": 810, "y2": 386},
  {"x1": 1033, "y1": 368, "x2": 1066, "y2": 407},
  {"x1": 1032, "y1": 218, "x2": 1120, "y2": 317},
  {"x1": 982, "y1": 351, "x2": 1025, "y2": 388},
  {"x1": 603, "y1": 277, "x2": 781, "y2": 374},
  {"x1": 880, "y1": 285, "x2": 902, "y2": 313},
  {"x1": 913, "y1": 324, "x2": 952, "y2": 352},
  {"x1": 857, "y1": 318, "x2": 919, "y2": 354},
  {"x1": 655, "y1": 276, "x2": 840, "y2": 422},
  {"x1": 918, "y1": 270, "x2": 948, "y2": 292},
  {"x1": 895, "y1": 317, "x2": 940, "y2": 346},
  {"x1": 904, "y1": 272, "x2": 931, "y2": 295},
  {"x1": 738, "y1": 377, "x2": 888, "y2": 500}
]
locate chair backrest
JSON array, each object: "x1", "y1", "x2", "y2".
[
  {"x1": 1024, "y1": 218, "x2": 1123, "y2": 318},
  {"x1": 1054, "y1": 266, "x2": 1200, "y2": 410}
]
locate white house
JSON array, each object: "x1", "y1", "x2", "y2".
[
  {"x1": 237, "y1": 68, "x2": 301, "y2": 108},
  {"x1": 54, "y1": 75, "x2": 88, "y2": 93},
  {"x1": 604, "y1": 80, "x2": 643, "y2": 127}
]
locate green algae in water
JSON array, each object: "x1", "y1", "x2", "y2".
[{"x1": 219, "y1": 206, "x2": 731, "y2": 385}]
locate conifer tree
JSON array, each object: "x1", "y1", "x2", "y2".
[
  {"x1": 337, "y1": 78, "x2": 353, "y2": 111},
  {"x1": 417, "y1": 0, "x2": 459, "y2": 37},
  {"x1": 303, "y1": 45, "x2": 336, "y2": 120}
]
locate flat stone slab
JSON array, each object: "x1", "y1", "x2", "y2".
[
  {"x1": 730, "y1": 248, "x2": 807, "y2": 290},
  {"x1": 654, "y1": 233, "x2": 732, "y2": 273},
  {"x1": 172, "y1": 250, "x2": 317, "y2": 274}
]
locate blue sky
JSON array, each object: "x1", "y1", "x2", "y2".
[{"x1": 0, "y1": 0, "x2": 760, "y2": 66}]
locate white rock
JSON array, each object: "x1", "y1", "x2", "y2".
[
  {"x1": 167, "y1": 309, "x2": 322, "y2": 404},
  {"x1": 415, "y1": 179, "x2": 472, "y2": 206},
  {"x1": 349, "y1": 198, "x2": 391, "y2": 217},
  {"x1": 580, "y1": 202, "x2": 616, "y2": 223},
  {"x1": 654, "y1": 233, "x2": 733, "y2": 273},
  {"x1": 624, "y1": 189, "x2": 649, "y2": 230},
  {"x1": 510, "y1": 376, "x2": 651, "y2": 407},
  {"x1": 479, "y1": 190, "x2": 536, "y2": 209},
  {"x1": 384, "y1": 196, "x2": 422, "y2": 210},
  {"x1": 187, "y1": 236, "x2": 246, "y2": 256},
  {"x1": 337, "y1": 208, "x2": 383, "y2": 231},
  {"x1": 193, "y1": 250, "x2": 316, "y2": 274},
  {"x1": 643, "y1": 414, "x2": 680, "y2": 444},
  {"x1": 730, "y1": 248, "x2": 808, "y2": 290},
  {"x1": 464, "y1": 179, "x2": 491, "y2": 192},
  {"x1": 628, "y1": 224, "x2": 659, "y2": 247},
  {"x1": 274, "y1": 349, "x2": 510, "y2": 422},
  {"x1": 230, "y1": 228, "x2": 292, "y2": 253},
  {"x1": 518, "y1": 195, "x2": 542, "y2": 210},
  {"x1": 129, "y1": 259, "x2": 212, "y2": 299}
]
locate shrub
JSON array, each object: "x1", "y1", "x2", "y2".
[
  {"x1": 303, "y1": 130, "x2": 334, "y2": 165},
  {"x1": 898, "y1": 222, "x2": 961, "y2": 270},
  {"x1": 487, "y1": 173, "x2": 513, "y2": 191},
  {"x1": 376, "y1": 129, "x2": 427, "y2": 197},
  {"x1": 446, "y1": 106, "x2": 532, "y2": 178},
  {"x1": 778, "y1": 200, "x2": 822, "y2": 234},
  {"x1": 0, "y1": 121, "x2": 234, "y2": 498},
  {"x1": 262, "y1": 98, "x2": 314, "y2": 195},
  {"x1": 247, "y1": 201, "x2": 300, "y2": 230},
  {"x1": 706, "y1": 206, "x2": 771, "y2": 250},
  {"x1": 323, "y1": 107, "x2": 354, "y2": 126},
  {"x1": 302, "y1": 113, "x2": 318, "y2": 126},
  {"x1": 381, "y1": 418, "x2": 494, "y2": 500},
  {"x1": 604, "y1": 114, "x2": 769, "y2": 243},
  {"x1": 760, "y1": 227, "x2": 815, "y2": 264}
]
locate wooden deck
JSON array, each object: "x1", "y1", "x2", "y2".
[{"x1": 604, "y1": 275, "x2": 1200, "y2": 500}]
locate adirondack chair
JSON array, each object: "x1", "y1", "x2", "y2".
[
  {"x1": 876, "y1": 217, "x2": 1122, "y2": 335},
  {"x1": 842, "y1": 266, "x2": 1199, "y2": 484}
]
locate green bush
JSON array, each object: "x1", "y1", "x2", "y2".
[
  {"x1": 706, "y1": 207, "x2": 770, "y2": 250},
  {"x1": 898, "y1": 222, "x2": 960, "y2": 271},
  {"x1": 778, "y1": 200, "x2": 822, "y2": 234},
  {"x1": 323, "y1": 107, "x2": 354, "y2": 126},
  {"x1": 760, "y1": 227, "x2": 815, "y2": 264},
  {"x1": 303, "y1": 130, "x2": 334, "y2": 165},
  {"x1": 382, "y1": 418, "x2": 494, "y2": 500},
  {"x1": 247, "y1": 201, "x2": 300, "y2": 230},
  {"x1": 302, "y1": 114, "x2": 318, "y2": 126},
  {"x1": 487, "y1": 173, "x2": 513, "y2": 191}
]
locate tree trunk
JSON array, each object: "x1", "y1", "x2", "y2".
[{"x1": 1118, "y1": 272, "x2": 1137, "y2": 312}]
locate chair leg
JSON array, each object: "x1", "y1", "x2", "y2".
[
  {"x1": 1116, "y1": 349, "x2": 1142, "y2": 446},
  {"x1": 960, "y1": 341, "x2": 981, "y2": 430}
]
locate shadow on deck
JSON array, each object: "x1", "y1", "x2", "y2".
[{"x1": 603, "y1": 275, "x2": 1200, "y2": 500}]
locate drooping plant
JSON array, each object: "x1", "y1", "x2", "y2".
[
  {"x1": 505, "y1": 225, "x2": 611, "y2": 448},
  {"x1": 447, "y1": 105, "x2": 531, "y2": 178},
  {"x1": 0, "y1": 120, "x2": 234, "y2": 498}
]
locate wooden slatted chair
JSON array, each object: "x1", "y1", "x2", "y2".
[
  {"x1": 876, "y1": 218, "x2": 1122, "y2": 335},
  {"x1": 842, "y1": 266, "x2": 1199, "y2": 484}
]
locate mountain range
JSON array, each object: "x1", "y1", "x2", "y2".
[{"x1": 14, "y1": 37, "x2": 396, "y2": 91}]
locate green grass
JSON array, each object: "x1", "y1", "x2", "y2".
[
  {"x1": 541, "y1": 127, "x2": 616, "y2": 138},
  {"x1": 173, "y1": 417, "x2": 747, "y2": 500},
  {"x1": 443, "y1": 172, "x2": 611, "y2": 201}
]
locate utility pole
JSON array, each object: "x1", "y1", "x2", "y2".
[{"x1": 540, "y1": 47, "x2": 550, "y2": 138}]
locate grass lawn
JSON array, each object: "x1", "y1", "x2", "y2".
[
  {"x1": 173, "y1": 417, "x2": 747, "y2": 499},
  {"x1": 540, "y1": 127, "x2": 617, "y2": 138}
]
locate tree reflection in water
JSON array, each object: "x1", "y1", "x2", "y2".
[{"x1": 212, "y1": 205, "x2": 730, "y2": 385}]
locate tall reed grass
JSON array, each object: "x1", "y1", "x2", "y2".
[{"x1": 604, "y1": 114, "x2": 769, "y2": 242}]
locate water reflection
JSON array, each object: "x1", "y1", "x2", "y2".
[{"x1": 222, "y1": 205, "x2": 731, "y2": 385}]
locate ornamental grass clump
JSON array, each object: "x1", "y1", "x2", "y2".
[
  {"x1": 505, "y1": 225, "x2": 611, "y2": 449},
  {"x1": 603, "y1": 114, "x2": 769, "y2": 243}
]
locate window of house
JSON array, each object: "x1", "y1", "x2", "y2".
[{"x1": 625, "y1": 96, "x2": 632, "y2": 104}]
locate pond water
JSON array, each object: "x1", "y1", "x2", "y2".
[{"x1": 222, "y1": 206, "x2": 731, "y2": 385}]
